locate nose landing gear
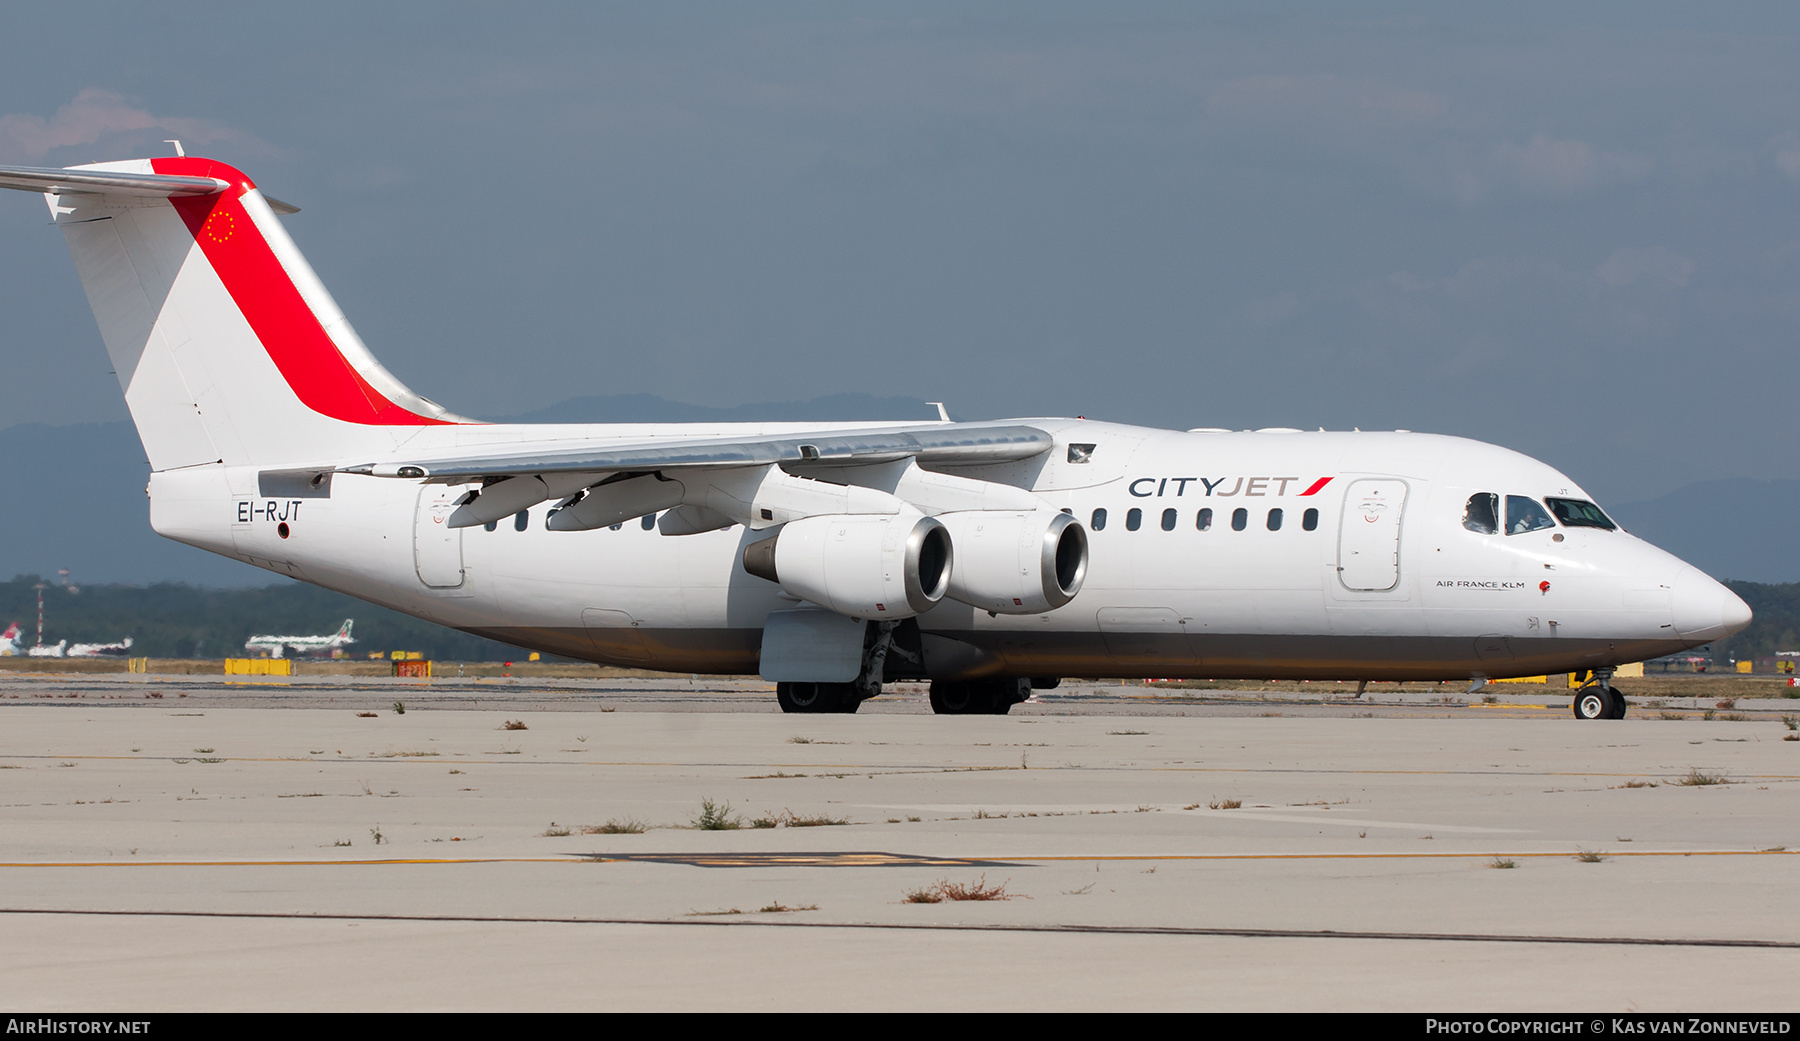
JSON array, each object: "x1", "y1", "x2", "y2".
[{"x1": 1572, "y1": 668, "x2": 1627, "y2": 720}]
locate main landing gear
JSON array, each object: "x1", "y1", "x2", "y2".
[
  {"x1": 776, "y1": 681, "x2": 864, "y2": 714},
  {"x1": 1572, "y1": 667, "x2": 1627, "y2": 720},
  {"x1": 929, "y1": 677, "x2": 1033, "y2": 716},
  {"x1": 775, "y1": 621, "x2": 907, "y2": 714}
]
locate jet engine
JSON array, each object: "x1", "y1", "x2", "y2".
[
  {"x1": 743, "y1": 512, "x2": 952, "y2": 618},
  {"x1": 937, "y1": 509, "x2": 1087, "y2": 614}
]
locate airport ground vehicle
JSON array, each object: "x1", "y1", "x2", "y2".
[{"x1": 0, "y1": 156, "x2": 1751, "y2": 716}]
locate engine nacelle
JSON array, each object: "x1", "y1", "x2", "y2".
[
  {"x1": 938, "y1": 509, "x2": 1088, "y2": 614},
  {"x1": 743, "y1": 512, "x2": 952, "y2": 619}
]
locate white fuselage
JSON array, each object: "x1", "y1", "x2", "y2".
[{"x1": 145, "y1": 418, "x2": 1741, "y2": 681}]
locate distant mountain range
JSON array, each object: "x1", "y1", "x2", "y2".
[
  {"x1": 0, "y1": 400, "x2": 1792, "y2": 586},
  {"x1": 1606, "y1": 479, "x2": 1800, "y2": 585}
]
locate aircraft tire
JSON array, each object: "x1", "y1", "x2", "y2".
[
  {"x1": 930, "y1": 679, "x2": 1026, "y2": 715},
  {"x1": 984, "y1": 677, "x2": 1030, "y2": 714},
  {"x1": 1572, "y1": 686, "x2": 1609, "y2": 720},
  {"x1": 929, "y1": 681, "x2": 980, "y2": 715},
  {"x1": 1603, "y1": 686, "x2": 1627, "y2": 720},
  {"x1": 777, "y1": 681, "x2": 847, "y2": 713}
]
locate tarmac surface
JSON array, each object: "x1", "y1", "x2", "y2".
[{"x1": 2, "y1": 672, "x2": 1797, "y2": 1011}]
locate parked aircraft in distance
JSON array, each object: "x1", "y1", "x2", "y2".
[
  {"x1": 244, "y1": 619, "x2": 355, "y2": 658},
  {"x1": 66, "y1": 636, "x2": 134, "y2": 657},
  {"x1": 0, "y1": 623, "x2": 22, "y2": 656},
  {"x1": 0, "y1": 156, "x2": 1752, "y2": 718},
  {"x1": 24, "y1": 635, "x2": 133, "y2": 658}
]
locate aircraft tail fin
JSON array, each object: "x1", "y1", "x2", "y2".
[
  {"x1": 337, "y1": 619, "x2": 354, "y2": 641},
  {"x1": 0, "y1": 159, "x2": 470, "y2": 470}
]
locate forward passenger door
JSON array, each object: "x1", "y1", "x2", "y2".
[{"x1": 1337, "y1": 479, "x2": 1408, "y2": 592}]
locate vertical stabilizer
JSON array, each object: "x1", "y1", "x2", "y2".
[{"x1": 1, "y1": 158, "x2": 469, "y2": 470}]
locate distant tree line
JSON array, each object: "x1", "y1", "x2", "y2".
[
  {"x1": 0, "y1": 575, "x2": 532, "y2": 661},
  {"x1": 4, "y1": 572, "x2": 1794, "y2": 667},
  {"x1": 1718, "y1": 581, "x2": 1800, "y2": 662}
]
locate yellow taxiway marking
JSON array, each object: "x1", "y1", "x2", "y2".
[
  {"x1": 0, "y1": 857, "x2": 572, "y2": 868},
  {"x1": 1012, "y1": 849, "x2": 1800, "y2": 862},
  {"x1": 1149, "y1": 766, "x2": 1800, "y2": 780}
]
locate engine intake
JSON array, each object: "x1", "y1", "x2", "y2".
[
  {"x1": 938, "y1": 509, "x2": 1087, "y2": 614},
  {"x1": 743, "y1": 512, "x2": 952, "y2": 618}
]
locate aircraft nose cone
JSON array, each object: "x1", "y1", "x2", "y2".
[
  {"x1": 1722, "y1": 586, "x2": 1753, "y2": 633},
  {"x1": 1672, "y1": 566, "x2": 1753, "y2": 641}
]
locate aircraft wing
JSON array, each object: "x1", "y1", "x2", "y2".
[{"x1": 344, "y1": 422, "x2": 1055, "y2": 480}]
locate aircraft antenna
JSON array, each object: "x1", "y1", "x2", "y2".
[{"x1": 163, "y1": 140, "x2": 185, "y2": 157}]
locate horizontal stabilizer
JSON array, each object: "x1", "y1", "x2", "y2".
[{"x1": 0, "y1": 164, "x2": 229, "y2": 198}]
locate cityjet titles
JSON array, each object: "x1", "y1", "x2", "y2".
[{"x1": 1127, "y1": 476, "x2": 1333, "y2": 498}]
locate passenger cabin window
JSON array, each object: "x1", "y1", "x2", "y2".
[
  {"x1": 1463, "y1": 492, "x2": 1499, "y2": 535},
  {"x1": 1302, "y1": 508, "x2": 1318, "y2": 531},
  {"x1": 1231, "y1": 508, "x2": 1248, "y2": 531},
  {"x1": 1161, "y1": 508, "x2": 1177, "y2": 531},
  {"x1": 1545, "y1": 497, "x2": 1616, "y2": 530},
  {"x1": 1505, "y1": 495, "x2": 1556, "y2": 535},
  {"x1": 1197, "y1": 508, "x2": 1213, "y2": 531},
  {"x1": 514, "y1": 510, "x2": 529, "y2": 532},
  {"x1": 484, "y1": 520, "x2": 498, "y2": 533},
  {"x1": 1091, "y1": 508, "x2": 1108, "y2": 531},
  {"x1": 1126, "y1": 508, "x2": 1143, "y2": 531},
  {"x1": 641, "y1": 513, "x2": 657, "y2": 531},
  {"x1": 1267, "y1": 508, "x2": 1283, "y2": 531}
]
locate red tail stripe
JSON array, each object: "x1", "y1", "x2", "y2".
[{"x1": 151, "y1": 157, "x2": 446, "y2": 427}]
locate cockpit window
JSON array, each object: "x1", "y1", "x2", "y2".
[
  {"x1": 1545, "y1": 497, "x2": 1616, "y2": 530},
  {"x1": 1462, "y1": 493, "x2": 1498, "y2": 535},
  {"x1": 1505, "y1": 495, "x2": 1557, "y2": 535}
]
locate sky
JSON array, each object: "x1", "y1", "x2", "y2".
[{"x1": 2, "y1": 2, "x2": 1798, "y2": 507}]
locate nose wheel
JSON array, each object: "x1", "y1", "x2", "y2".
[{"x1": 1572, "y1": 669, "x2": 1627, "y2": 720}]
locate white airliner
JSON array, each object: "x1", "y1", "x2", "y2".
[
  {"x1": 21, "y1": 635, "x2": 133, "y2": 658},
  {"x1": 0, "y1": 623, "x2": 23, "y2": 656},
  {"x1": 0, "y1": 156, "x2": 1751, "y2": 718},
  {"x1": 245, "y1": 619, "x2": 354, "y2": 658}
]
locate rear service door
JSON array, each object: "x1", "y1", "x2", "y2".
[
  {"x1": 1337, "y1": 479, "x2": 1407, "y2": 592},
  {"x1": 414, "y1": 485, "x2": 466, "y2": 589}
]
